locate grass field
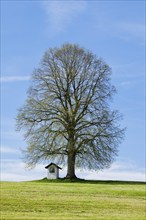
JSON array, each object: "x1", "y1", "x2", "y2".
[{"x1": 1, "y1": 179, "x2": 146, "y2": 220}]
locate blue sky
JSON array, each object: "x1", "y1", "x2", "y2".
[{"x1": 1, "y1": 0, "x2": 145, "y2": 181}]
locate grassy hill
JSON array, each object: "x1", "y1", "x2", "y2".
[{"x1": 1, "y1": 179, "x2": 146, "y2": 220}]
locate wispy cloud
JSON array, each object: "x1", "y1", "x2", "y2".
[
  {"x1": 118, "y1": 22, "x2": 145, "y2": 40},
  {"x1": 1, "y1": 130, "x2": 24, "y2": 141},
  {"x1": 42, "y1": 1, "x2": 86, "y2": 34},
  {"x1": 1, "y1": 159, "x2": 145, "y2": 182},
  {"x1": 1, "y1": 75, "x2": 30, "y2": 83},
  {"x1": 1, "y1": 160, "x2": 45, "y2": 182},
  {"x1": 66, "y1": 160, "x2": 145, "y2": 182},
  {"x1": 95, "y1": 16, "x2": 145, "y2": 44},
  {"x1": 1, "y1": 146, "x2": 20, "y2": 154},
  {"x1": 1, "y1": 76, "x2": 30, "y2": 83},
  {"x1": 82, "y1": 169, "x2": 145, "y2": 182},
  {"x1": 111, "y1": 21, "x2": 145, "y2": 43},
  {"x1": 1, "y1": 118, "x2": 25, "y2": 144}
]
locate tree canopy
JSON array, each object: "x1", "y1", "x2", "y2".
[{"x1": 16, "y1": 44, "x2": 125, "y2": 179}]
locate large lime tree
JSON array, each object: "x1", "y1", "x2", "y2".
[{"x1": 16, "y1": 44, "x2": 125, "y2": 179}]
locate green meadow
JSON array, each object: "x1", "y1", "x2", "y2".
[{"x1": 1, "y1": 179, "x2": 146, "y2": 220}]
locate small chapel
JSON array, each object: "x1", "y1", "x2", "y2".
[{"x1": 45, "y1": 163, "x2": 62, "y2": 179}]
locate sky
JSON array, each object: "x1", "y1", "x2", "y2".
[{"x1": 1, "y1": 0, "x2": 145, "y2": 182}]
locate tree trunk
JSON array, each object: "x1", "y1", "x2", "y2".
[{"x1": 66, "y1": 151, "x2": 77, "y2": 179}]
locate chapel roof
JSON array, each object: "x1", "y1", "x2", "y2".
[{"x1": 45, "y1": 163, "x2": 62, "y2": 170}]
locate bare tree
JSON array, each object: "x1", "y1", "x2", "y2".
[{"x1": 16, "y1": 44, "x2": 125, "y2": 179}]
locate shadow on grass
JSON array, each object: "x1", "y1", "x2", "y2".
[{"x1": 31, "y1": 177, "x2": 146, "y2": 185}]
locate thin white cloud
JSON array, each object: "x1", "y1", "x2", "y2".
[
  {"x1": 1, "y1": 146, "x2": 20, "y2": 154},
  {"x1": 62, "y1": 160, "x2": 145, "y2": 182},
  {"x1": 1, "y1": 160, "x2": 45, "y2": 182},
  {"x1": 112, "y1": 22, "x2": 145, "y2": 43},
  {"x1": 1, "y1": 159, "x2": 145, "y2": 182},
  {"x1": 119, "y1": 22, "x2": 145, "y2": 40},
  {"x1": 117, "y1": 77, "x2": 144, "y2": 88},
  {"x1": 110, "y1": 61, "x2": 145, "y2": 88},
  {"x1": 95, "y1": 16, "x2": 145, "y2": 44},
  {"x1": 1, "y1": 76, "x2": 30, "y2": 83},
  {"x1": 82, "y1": 170, "x2": 145, "y2": 182},
  {"x1": 1, "y1": 131, "x2": 24, "y2": 141},
  {"x1": 1, "y1": 118, "x2": 25, "y2": 143},
  {"x1": 42, "y1": 1, "x2": 86, "y2": 34}
]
